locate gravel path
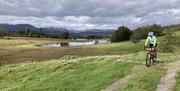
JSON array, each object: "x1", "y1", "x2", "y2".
[{"x1": 155, "y1": 61, "x2": 180, "y2": 91}]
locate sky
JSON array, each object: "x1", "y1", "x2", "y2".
[{"x1": 0, "y1": 0, "x2": 180, "y2": 30}]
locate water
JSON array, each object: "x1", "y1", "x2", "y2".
[{"x1": 42, "y1": 40, "x2": 110, "y2": 48}]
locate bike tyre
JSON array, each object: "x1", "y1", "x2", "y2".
[{"x1": 146, "y1": 53, "x2": 151, "y2": 67}]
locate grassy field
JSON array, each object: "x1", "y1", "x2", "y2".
[
  {"x1": 0, "y1": 31, "x2": 180, "y2": 91},
  {"x1": 0, "y1": 49, "x2": 180, "y2": 91},
  {"x1": 0, "y1": 57, "x2": 136, "y2": 91}
]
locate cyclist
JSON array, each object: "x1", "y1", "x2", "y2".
[
  {"x1": 145, "y1": 31, "x2": 157, "y2": 48},
  {"x1": 144, "y1": 31, "x2": 157, "y2": 62}
]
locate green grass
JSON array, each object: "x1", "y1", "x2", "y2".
[
  {"x1": 174, "y1": 71, "x2": 180, "y2": 91},
  {"x1": 0, "y1": 57, "x2": 135, "y2": 91},
  {"x1": 1, "y1": 50, "x2": 179, "y2": 91},
  {"x1": 102, "y1": 40, "x2": 144, "y2": 54}
]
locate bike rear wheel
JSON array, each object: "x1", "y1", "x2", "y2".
[
  {"x1": 146, "y1": 53, "x2": 152, "y2": 67},
  {"x1": 153, "y1": 51, "x2": 157, "y2": 62}
]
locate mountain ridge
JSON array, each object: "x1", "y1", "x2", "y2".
[{"x1": 0, "y1": 24, "x2": 114, "y2": 36}]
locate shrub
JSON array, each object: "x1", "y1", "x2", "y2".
[
  {"x1": 159, "y1": 31, "x2": 177, "y2": 52},
  {"x1": 130, "y1": 33, "x2": 141, "y2": 44},
  {"x1": 111, "y1": 26, "x2": 132, "y2": 42}
]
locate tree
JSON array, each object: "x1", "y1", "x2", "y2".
[
  {"x1": 0, "y1": 28, "x2": 6, "y2": 38},
  {"x1": 30, "y1": 30, "x2": 41, "y2": 37},
  {"x1": 49, "y1": 33, "x2": 61, "y2": 38},
  {"x1": 16, "y1": 30, "x2": 26, "y2": 37},
  {"x1": 26, "y1": 29, "x2": 31, "y2": 37},
  {"x1": 148, "y1": 24, "x2": 162, "y2": 36},
  {"x1": 111, "y1": 26, "x2": 132, "y2": 42},
  {"x1": 61, "y1": 32, "x2": 69, "y2": 39}
]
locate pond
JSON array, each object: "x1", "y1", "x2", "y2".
[{"x1": 41, "y1": 40, "x2": 111, "y2": 48}]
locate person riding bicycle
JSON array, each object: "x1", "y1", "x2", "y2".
[
  {"x1": 144, "y1": 31, "x2": 157, "y2": 62},
  {"x1": 144, "y1": 31, "x2": 157, "y2": 48}
]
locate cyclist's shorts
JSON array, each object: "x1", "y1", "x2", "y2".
[{"x1": 149, "y1": 44, "x2": 157, "y2": 48}]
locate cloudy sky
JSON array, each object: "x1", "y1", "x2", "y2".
[{"x1": 0, "y1": 0, "x2": 180, "y2": 30}]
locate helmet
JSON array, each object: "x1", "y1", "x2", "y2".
[{"x1": 148, "y1": 32, "x2": 154, "y2": 36}]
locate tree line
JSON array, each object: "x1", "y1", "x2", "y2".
[
  {"x1": 111, "y1": 24, "x2": 180, "y2": 43},
  {"x1": 0, "y1": 28, "x2": 69, "y2": 39},
  {"x1": 111, "y1": 24, "x2": 180, "y2": 52}
]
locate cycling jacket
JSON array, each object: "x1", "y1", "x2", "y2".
[{"x1": 145, "y1": 36, "x2": 157, "y2": 47}]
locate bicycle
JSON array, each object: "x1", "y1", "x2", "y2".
[{"x1": 145, "y1": 47, "x2": 157, "y2": 67}]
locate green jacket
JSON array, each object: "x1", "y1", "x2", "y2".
[{"x1": 145, "y1": 36, "x2": 157, "y2": 46}]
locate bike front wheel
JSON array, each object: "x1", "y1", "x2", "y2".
[{"x1": 146, "y1": 53, "x2": 152, "y2": 67}]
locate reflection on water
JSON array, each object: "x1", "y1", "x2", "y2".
[{"x1": 42, "y1": 40, "x2": 110, "y2": 48}]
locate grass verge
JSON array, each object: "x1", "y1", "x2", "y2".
[{"x1": 174, "y1": 71, "x2": 180, "y2": 91}]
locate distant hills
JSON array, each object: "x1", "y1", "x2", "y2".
[
  {"x1": 0, "y1": 24, "x2": 37, "y2": 32},
  {"x1": 0, "y1": 24, "x2": 114, "y2": 36}
]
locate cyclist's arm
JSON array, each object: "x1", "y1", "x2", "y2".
[{"x1": 145, "y1": 37, "x2": 149, "y2": 47}]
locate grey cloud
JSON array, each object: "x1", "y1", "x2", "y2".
[
  {"x1": 1, "y1": 0, "x2": 179, "y2": 17},
  {"x1": 0, "y1": 0, "x2": 180, "y2": 29}
]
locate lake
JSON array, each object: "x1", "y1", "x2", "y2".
[{"x1": 42, "y1": 40, "x2": 110, "y2": 48}]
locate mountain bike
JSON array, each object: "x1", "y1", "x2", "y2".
[{"x1": 145, "y1": 48, "x2": 157, "y2": 67}]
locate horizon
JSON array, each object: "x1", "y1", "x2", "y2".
[
  {"x1": 1, "y1": 23, "x2": 180, "y2": 31},
  {"x1": 0, "y1": 0, "x2": 180, "y2": 30}
]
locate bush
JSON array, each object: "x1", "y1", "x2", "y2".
[
  {"x1": 159, "y1": 31, "x2": 177, "y2": 52},
  {"x1": 111, "y1": 26, "x2": 132, "y2": 42},
  {"x1": 130, "y1": 33, "x2": 141, "y2": 44}
]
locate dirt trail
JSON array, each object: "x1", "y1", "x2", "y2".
[
  {"x1": 101, "y1": 74, "x2": 134, "y2": 91},
  {"x1": 155, "y1": 61, "x2": 180, "y2": 91}
]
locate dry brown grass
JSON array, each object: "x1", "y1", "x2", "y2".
[
  {"x1": 0, "y1": 37, "x2": 107, "y2": 64},
  {"x1": 0, "y1": 37, "x2": 143, "y2": 65}
]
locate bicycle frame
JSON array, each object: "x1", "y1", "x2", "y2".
[
  {"x1": 146, "y1": 48, "x2": 155, "y2": 67},
  {"x1": 147, "y1": 48, "x2": 154, "y2": 56}
]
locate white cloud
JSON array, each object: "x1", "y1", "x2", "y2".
[
  {"x1": 0, "y1": 15, "x2": 117, "y2": 30},
  {"x1": 63, "y1": 16, "x2": 91, "y2": 23}
]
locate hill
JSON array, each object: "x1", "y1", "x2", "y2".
[
  {"x1": 0, "y1": 24, "x2": 114, "y2": 36},
  {"x1": 0, "y1": 24, "x2": 37, "y2": 32}
]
